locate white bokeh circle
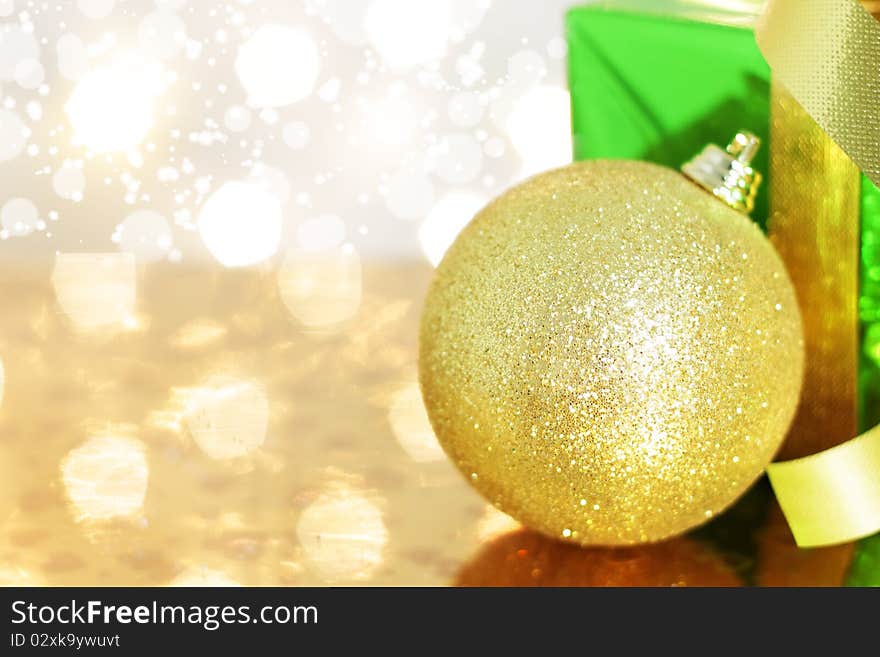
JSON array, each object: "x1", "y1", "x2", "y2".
[
  {"x1": 115, "y1": 210, "x2": 173, "y2": 263},
  {"x1": 198, "y1": 181, "x2": 283, "y2": 267},
  {"x1": 235, "y1": 25, "x2": 319, "y2": 108},
  {"x1": 0, "y1": 109, "x2": 27, "y2": 162},
  {"x1": 1, "y1": 197, "x2": 39, "y2": 236}
]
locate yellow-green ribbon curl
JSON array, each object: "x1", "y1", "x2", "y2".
[
  {"x1": 769, "y1": 427, "x2": 880, "y2": 548},
  {"x1": 756, "y1": 0, "x2": 880, "y2": 547}
]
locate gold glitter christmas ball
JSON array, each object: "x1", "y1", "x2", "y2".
[{"x1": 419, "y1": 160, "x2": 804, "y2": 546}]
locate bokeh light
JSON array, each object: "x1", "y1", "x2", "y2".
[
  {"x1": 14, "y1": 58, "x2": 44, "y2": 89},
  {"x1": 247, "y1": 163, "x2": 292, "y2": 205},
  {"x1": 447, "y1": 90, "x2": 485, "y2": 128},
  {"x1": 365, "y1": 0, "x2": 450, "y2": 71},
  {"x1": 224, "y1": 105, "x2": 252, "y2": 133},
  {"x1": 52, "y1": 161, "x2": 86, "y2": 202},
  {"x1": 430, "y1": 133, "x2": 484, "y2": 184},
  {"x1": 306, "y1": 0, "x2": 371, "y2": 45},
  {"x1": 181, "y1": 376, "x2": 270, "y2": 460},
  {"x1": 297, "y1": 486, "x2": 388, "y2": 582},
  {"x1": 51, "y1": 253, "x2": 137, "y2": 332},
  {"x1": 65, "y1": 56, "x2": 164, "y2": 153},
  {"x1": 0, "y1": 197, "x2": 40, "y2": 237},
  {"x1": 60, "y1": 435, "x2": 149, "y2": 522},
  {"x1": 505, "y1": 84, "x2": 573, "y2": 178},
  {"x1": 296, "y1": 214, "x2": 346, "y2": 251},
  {"x1": 235, "y1": 24, "x2": 319, "y2": 108},
  {"x1": 56, "y1": 34, "x2": 88, "y2": 81},
  {"x1": 0, "y1": 109, "x2": 28, "y2": 162},
  {"x1": 365, "y1": 91, "x2": 419, "y2": 146},
  {"x1": 507, "y1": 49, "x2": 548, "y2": 88},
  {"x1": 138, "y1": 9, "x2": 187, "y2": 60},
  {"x1": 0, "y1": 0, "x2": 610, "y2": 588},
  {"x1": 77, "y1": 0, "x2": 116, "y2": 20},
  {"x1": 114, "y1": 210, "x2": 173, "y2": 263},
  {"x1": 278, "y1": 244, "x2": 363, "y2": 329},
  {"x1": 3, "y1": 0, "x2": 577, "y2": 266},
  {"x1": 198, "y1": 181, "x2": 283, "y2": 267},
  {"x1": 418, "y1": 191, "x2": 487, "y2": 266},
  {"x1": 384, "y1": 167, "x2": 435, "y2": 220},
  {"x1": 0, "y1": 23, "x2": 38, "y2": 81},
  {"x1": 282, "y1": 120, "x2": 310, "y2": 150},
  {"x1": 388, "y1": 382, "x2": 444, "y2": 463}
]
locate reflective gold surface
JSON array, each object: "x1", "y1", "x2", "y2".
[
  {"x1": 0, "y1": 261, "x2": 492, "y2": 586},
  {"x1": 457, "y1": 531, "x2": 741, "y2": 587},
  {"x1": 0, "y1": 261, "x2": 848, "y2": 585}
]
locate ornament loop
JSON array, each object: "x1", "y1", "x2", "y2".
[{"x1": 682, "y1": 131, "x2": 763, "y2": 215}]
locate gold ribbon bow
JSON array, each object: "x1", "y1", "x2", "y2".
[{"x1": 756, "y1": 0, "x2": 880, "y2": 547}]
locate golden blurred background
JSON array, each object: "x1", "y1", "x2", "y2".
[
  {"x1": 0, "y1": 1, "x2": 856, "y2": 586},
  {"x1": 0, "y1": 259, "x2": 851, "y2": 586}
]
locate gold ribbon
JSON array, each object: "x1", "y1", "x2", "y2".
[
  {"x1": 756, "y1": 0, "x2": 880, "y2": 188},
  {"x1": 756, "y1": 0, "x2": 880, "y2": 547},
  {"x1": 769, "y1": 427, "x2": 880, "y2": 547}
]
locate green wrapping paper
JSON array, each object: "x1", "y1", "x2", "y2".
[
  {"x1": 566, "y1": 2, "x2": 880, "y2": 585},
  {"x1": 849, "y1": 181, "x2": 880, "y2": 586},
  {"x1": 567, "y1": 5, "x2": 770, "y2": 227}
]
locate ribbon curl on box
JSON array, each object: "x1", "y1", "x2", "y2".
[{"x1": 756, "y1": 0, "x2": 880, "y2": 548}]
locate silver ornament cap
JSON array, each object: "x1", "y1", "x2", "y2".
[{"x1": 682, "y1": 131, "x2": 763, "y2": 215}]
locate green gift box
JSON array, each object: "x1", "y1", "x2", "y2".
[
  {"x1": 567, "y1": 2, "x2": 771, "y2": 226},
  {"x1": 566, "y1": 0, "x2": 880, "y2": 585}
]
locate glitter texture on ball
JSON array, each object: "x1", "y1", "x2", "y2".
[{"x1": 419, "y1": 160, "x2": 804, "y2": 546}]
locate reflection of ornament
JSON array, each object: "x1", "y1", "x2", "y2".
[
  {"x1": 420, "y1": 134, "x2": 804, "y2": 545},
  {"x1": 457, "y1": 530, "x2": 740, "y2": 587}
]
